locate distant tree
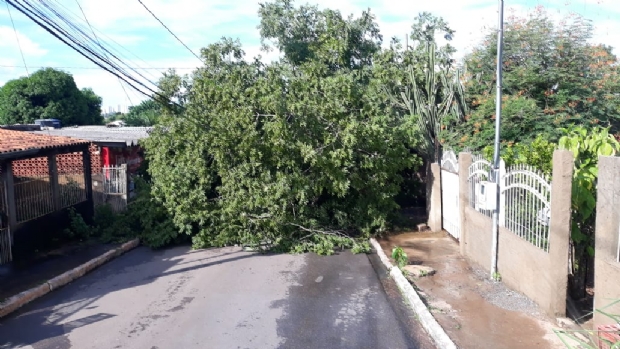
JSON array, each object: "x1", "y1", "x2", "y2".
[
  {"x1": 81, "y1": 88, "x2": 104, "y2": 125},
  {"x1": 0, "y1": 68, "x2": 104, "y2": 126},
  {"x1": 443, "y1": 7, "x2": 620, "y2": 151},
  {"x1": 124, "y1": 99, "x2": 161, "y2": 126}
]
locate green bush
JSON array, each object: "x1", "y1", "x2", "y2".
[
  {"x1": 91, "y1": 177, "x2": 181, "y2": 248},
  {"x1": 391, "y1": 246, "x2": 408, "y2": 270},
  {"x1": 93, "y1": 203, "x2": 135, "y2": 244},
  {"x1": 63, "y1": 207, "x2": 91, "y2": 240},
  {"x1": 129, "y1": 177, "x2": 181, "y2": 248}
]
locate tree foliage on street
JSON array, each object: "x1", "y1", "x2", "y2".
[
  {"x1": 0, "y1": 68, "x2": 103, "y2": 126},
  {"x1": 144, "y1": 0, "x2": 424, "y2": 254},
  {"x1": 443, "y1": 7, "x2": 620, "y2": 151}
]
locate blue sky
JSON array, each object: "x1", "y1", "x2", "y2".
[{"x1": 1, "y1": 0, "x2": 619, "y2": 110}]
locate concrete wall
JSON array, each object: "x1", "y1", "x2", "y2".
[
  {"x1": 593, "y1": 156, "x2": 620, "y2": 327},
  {"x1": 458, "y1": 150, "x2": 573, "y2": 317},
  {"x1": 428, "y1": 163, "x2": 442, "y2": 233}
]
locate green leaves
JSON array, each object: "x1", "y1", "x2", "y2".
[
  {"x1": 559, "y1": 126, "x2": 619, "y2": 289},
  {"x1": 386, "y1": 42, "x2": 468, "y2": 163},
  {"x1": 124, "y1": 99, "x2": 162, "y2": 126},
  {"x1": 0, "y1": 68, "x2": 103, "y2": 125},
  {"x1": 258, "y1": 0, "x2": 381, "y2": 70},
  {"x1": 144, "y1": 33, "x2": 421, "y2": 254},
  {"x1": 451, "y1": 8, "x2": 620, "y2": 152},
  {"x1": 391, "y1": 246, "x2": 408, "y2": 270}
]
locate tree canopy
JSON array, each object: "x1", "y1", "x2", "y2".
[
  {"x1": 0, "y1": 68, "x2": 104, "y2": 126},
  {"x1": 442, "y1": 7, "x2": 620, "y2": 151},
  {"x1": 144, "y1": 1, "x2": 426, "y2": 253}
]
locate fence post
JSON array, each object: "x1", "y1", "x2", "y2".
[
  {"x1": 1, "y1": 161, "x2": 17, "y2": 245},
  {"x1": 428, "y1": 162, "x2": 442, "y2": 233},
  {"x1": 48, "y1": 154, "x2": 61, "y2": 210},
  {"x1": 593, "y1": 156, "x2": 620, "y2": 327},
  {"x1": 82, "y1": 147, "x2": 94, "y2": 216},
  {"x1": 548, "y1": 149, "x2": 573, "y2": 317},
  {"x1": 458, "y1": 152, "x2": 473, "y2": 255},
  {"x1": 122, "y1": 164, "x2": 129, "y2": 202},
  {"x1": 498, "y1": 159, "x2": 506, "y2": 227}
]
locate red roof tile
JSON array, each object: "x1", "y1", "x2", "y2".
[{"x1": 0, "y1": 129, "x2": 89, "y2": 156}]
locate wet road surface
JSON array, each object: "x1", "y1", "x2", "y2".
[{"x1": 0, "y1": 246, "x2": 434, "y2": 349}]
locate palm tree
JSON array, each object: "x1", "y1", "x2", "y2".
[{"x1": 388, "y1": 43, "x2": 468, "y2": 164}]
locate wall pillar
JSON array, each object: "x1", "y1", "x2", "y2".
[
  {"x1": 1, "y1": 161, "x2": 17, "y2": 245},
  {"x1": 428, "y1": 162, "x2": 442, "y2": 233},
  {"x1": 48, "y1": 154, "x2": 61, "y2": 210},
  {"x1": 82, "y1": 148, "x2": 94, "y2": 220},
  {"x1": 593, "y1": 156, "x2": 620, "y2": 327},
  {"x1": 458, "y1": 152, "x2": 472, "y2": 255},
  {"x1": 548, "y1": 149, "x2": 574, "y2": 317}
]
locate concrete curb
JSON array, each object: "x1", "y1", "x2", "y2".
[
  {"x1": 0, "y1": 238, "x2": 140, "y2": 319},
  {"x1": 370, "y1": 238, "x2": 458, "y2": 349}
]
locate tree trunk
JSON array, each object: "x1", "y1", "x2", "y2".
[{"x1": 569, "y1": 251, "x2": 588, "y2": 300}]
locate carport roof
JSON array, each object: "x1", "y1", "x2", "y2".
[
  {"x1": 30, "y1": 126, "x2": 152, "y2": 147},
  {"x1": 0, "y1": 129, "x2": 89, "y2": 160}
]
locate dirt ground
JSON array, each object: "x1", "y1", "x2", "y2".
[{"x1": 379, "y1": 231, "x2": 566, "y2": 349}]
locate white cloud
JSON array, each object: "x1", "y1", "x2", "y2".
[
  {"x1": 1, "y1": 0, "x2": 618, "y2": 108},
  {"x1": 0, "y1": 25, "x2": 47, "y2": 57}
]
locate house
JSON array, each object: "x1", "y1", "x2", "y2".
[
  {"x1": 30, "y1": 126, "x2": 152, "y2": 175},
  {"x1": 0, "y1": 129, "x2": 93, "y2": 264}
]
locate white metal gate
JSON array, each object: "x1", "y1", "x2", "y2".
[
  {"x1": 93, "y1": 165, "x2": 127, "y2": 212},
  {"x1": 441, "y1": 150, "x2": 460, "y2": 240}
]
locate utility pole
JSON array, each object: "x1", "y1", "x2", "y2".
[{"x1": 490, "y1": 0, "x2": 505, "y2": 280}]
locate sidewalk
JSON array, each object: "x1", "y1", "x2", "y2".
[
  {"x1": 378, "y1": 231, "x2": 566, "y2": 349},
  {"x1": 0, "y1": 241, "x2": 121, "y2": 302}
]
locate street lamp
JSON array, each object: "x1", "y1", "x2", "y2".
[{"x1": 490, "y1": 0, "x2": 505, "y2": 280}]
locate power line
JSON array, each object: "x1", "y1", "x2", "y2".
[
  {"x1": 52, "y1": 1, "x2": 164, "y2": 81},
  {"x1": 135, "y1": 0, "x2": 202, "y2": 62},
  {"x1": 36, "y1": 0, "x2": 158, "y2": 88},
  {"x1": 46, "y1": 0, "x2": 161, "y2": 81},
  {"x1": 5, "y1": 1, "x2": 29, "y2": 76},
  {"x1": 74, "y1": 0, "x2": 133, "y2": 106},
  {"x1": 0, "y1": 65, "x2": 196, "y2": 70},
  {"x1": 4, "y1": 0, "x2": 182, "y2": 108}
]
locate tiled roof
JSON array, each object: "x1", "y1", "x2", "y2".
[
  {"x1": 0, "y1": 129, "x2": 89, "y2": 157},
  {"x1": 30, "y1": 126, "x2": 152, "y2": 146}
]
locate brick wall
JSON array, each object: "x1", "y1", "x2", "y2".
[{"x1": 9, "y1": 144, "x2": 102, "y2": 177}]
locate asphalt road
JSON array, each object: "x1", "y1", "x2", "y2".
[{"x1": 0, "y1": 246, "x2": 434, "y2": 349}]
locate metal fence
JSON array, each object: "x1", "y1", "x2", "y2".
[
  {"x1": 13, "y1": 175, "x2": 55, "y2": 223},
  {"x1": 441, "y1": 150, "x2": 461, "y2": 240},
  {"x1": 57, "y1": 153, "x2": 87, "y2": 208},
  {"x1": 468, "y1": 155, "x2": 552, "y2": 252},
  {"x1": 468, "y1": 155, "x2": 494, "y2": 218},
  {"x1": 441, "y1": 150, "x2": 459, "y2": 173},
  {"x1": 502, "y1": 164, "x2": 552, "y2": 252}
]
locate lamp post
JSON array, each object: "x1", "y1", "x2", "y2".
[{"x1": 490, "y1": 0, "x2": 505, "y2": 280}]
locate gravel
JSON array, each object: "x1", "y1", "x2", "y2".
[{"x1": 471, "y1": 266, "x2": 542, "y2": 318}]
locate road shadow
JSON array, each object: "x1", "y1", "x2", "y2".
[{"x1": 0, "y1": 245, "x2": 260, "y2": 349}]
